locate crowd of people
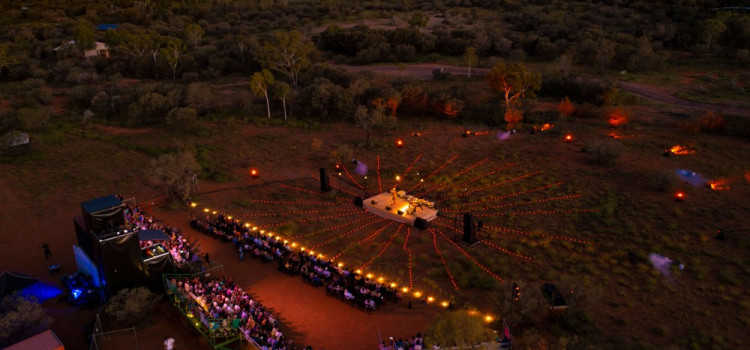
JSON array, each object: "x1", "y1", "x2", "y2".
[
  {"x1": 379, "y1": 334, "x2": 425, "y2": 350},
  {"x1": 190, "y1": 213, "x2": 402, "y2": 313},
  {"x1": 167, "y1": 274, "x2": 293, "y2": 349},
  {"x1": 124, "y1": 204, "x2": 199, "y2": 266}
]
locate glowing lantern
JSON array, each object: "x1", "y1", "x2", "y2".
[
  {"x1": 396, "y1": 139, "x2": 404, "y2": 148},
  {"x1": 427, "y1": 296, "x2": 434, "y2": 303},
  {"x1": 396, "y1": 175, "x2": 401, "y2": 182},
  {"x1": 390, "y1": 283, "x2": 397, "y2": 288},
  {"x1": 190, "y1": 202, "x2": 197, "y2": 208},
  {"x1": 485, "y1": 315, "x2": 494, "y2": 323},
  {"x1": 675, "y1": 191, "x2": 685, "y2": 201},
  {"x1": 440, "y1": 301, "x2": 449, "y2": 308},
  {"x1": 366, "y1": 273, "x2": 373, "y2": 279},
  {"x1": 204, "y1": 208, "x2": 210, "y2": 213},
  {"x1": 413, "y1": 291, "x2": 422, "y2": 298},
  {"x1": 401, "y1": 287, "x2": 409, "y2": 293},
  {"x1": 355, "y1": 269, "x2": 362, "y2": 275},
  {"x1": 250, "y1": 168, "x2": 258, "y2": 178},
  {"x1": 565, "y1": 134, "x2": 573, "y2": 143},
  {"x1": 337, "y1": 262, "x2": 344, "y2": 268}
]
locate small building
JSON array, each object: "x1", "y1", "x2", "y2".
[
  {"x1": 4, "y1": 329, "x2": 65, "y2": 350},
  {"x1": 53, "y1": 41, "x2": 110, "y2": 58}
]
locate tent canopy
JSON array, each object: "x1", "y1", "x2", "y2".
[
  {"x1": 138, "y1": 229, "x2": 169, "y2": 242},
  {"x1": 4, "y1": 329, "x2": 64, "y2": 350},
  {"x1": 0, "y1": 271, "x2": 38, "y2": 298},
  {"x1": 81, "y1": 195, "x2": 122, "y2": 215}
]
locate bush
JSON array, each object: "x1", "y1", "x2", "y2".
[
  {"x1": 697, "y1": 111, "x2": 726, "y2": 132},
  {"x1": 0, "y1": 293, "x2": 52, "y2": 348},
  {"x1": 647, "y1": 170, "x2": 677, "y2": 192},
  {"x1": 585, "y1": 140, "x2": 624, "y2": 166},
  {"x1": 104, "y1": 287, "x2": 159, "y2": 327}
]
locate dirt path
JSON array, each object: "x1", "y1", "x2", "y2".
[{"x1": 332, "y1": 63, "x2": 750, "y2": 117}]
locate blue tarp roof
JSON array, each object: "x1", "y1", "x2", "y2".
[
  {"x1": 81, "y1": 195, "x2": 122, "y2": 214},
  {"x1": 138, "y1": 230, "x2": 169, "y2": 241},
  {"x1": 96, "y1": 24, "x2": 119, "y2": 30}
]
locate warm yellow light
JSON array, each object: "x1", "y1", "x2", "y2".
[
  {"x1": 355, "y1": 269, "x2": 362, "y2": 274},
  {"x1": 245, "y1": 223, "x2": 250, "y2": 227},
  {"x1": 338, "y1": 262, "x2": 344, "y2": 267},
  {"x1": 204, "y1": 208, "x2": 209, "y2": 212},
  {"x1": 399, "y1": 204, "x2": 410, "y2": 214},
  {"x1": 441, "y1": 301, "x2": 449, "y2": 308},
  {"x1": 212, "y1": 211, "x2": 217, "y2": 215},
  {"x1": 485, "y1": 315, "x2": 494, "y2": 323},
  {"x1": 378, "y1": 277, "x2": 385, "y2": 282},
  {"x1": 260, "y1": 230, "x2": 265, "y2": 234},
  {"x1": 291, "y1": 243, "x2": 297, "y2": 247},
  {"x1": 396, "y1": 175, "x2": 401, "y2": 181},
  {"x1": 190, "y1": 203, "x2": 197, "y2": 208},
  {"x1": 413, "y1": 291, "x2": 422, "y2": 298},
  {"x1": 366, "y1": 273, "x2": 373, "y2": 279},
  {"x1": 309, "y1": 250, "x2": 314, "y2": 255},
  {"x1": 401, "y1": 287, "x2": 409, "y2": 293},
  {"x1": 318, "y1": 254, "x2": 324, "y2": 258},
  {"x1": 390, "y1": 283, "x2": 397, "y2": 288},
  {"x1": 427, "y1": 296, "x2": 434, "y2": 303},
  {"x1": 227, "y1": 216, "x2": 232, "y2": 220},
  {"x1": 283, "y1": 240, "x2": 288, "y2": 244},
  {"x1": 300, "y1": 247, "x2": 305, "y2": 251},
  {"x1": 252, "y1": 226, "x2": 258, "y2": 231}
]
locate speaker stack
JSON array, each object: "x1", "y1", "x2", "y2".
[
  {"x1": 320, "y1": 167, "x2": 332, "y2": 192},
  {"x1": 462, "y1": 212, "x2": 477, "y2": 244}
]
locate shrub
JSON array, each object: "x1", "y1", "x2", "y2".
[
  {"x1": 504, "y1": 108, "x2": 523, "y2": 130},
  {"x1": 697, "y1": 111, "x2": 726, "y2": 132},
  {"x1": 585, "y1": 140, "x2": 624, "y2": 166},
  {"x1": 0, "y1": 293, "x2": 52, "y2": 348},
  {"x1": 104, "y1": 287, "x2": 159, "y2": 327},
  {"x1": 558, "y1": 97, "x2": 574, "y2": 117}
]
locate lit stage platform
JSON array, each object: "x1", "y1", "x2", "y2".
[{"x1": 363, "y1": 191, "x2": 438, "y2": 227}]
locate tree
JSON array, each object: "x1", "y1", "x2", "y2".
[
  {"x1": 103, "y1": 287, "x2": 158, "y2": 327},
  {"x1": 259, "y1": 30, "x2": 314, "y2": 87},
  {"x1": 184, "y1": 24, "x2": 205, "y2": 49},
  {"x1": 558, "y1": 97, "x2": 574, "y2": 117},
  {"x1": 235, "y1": 34, "x2": 256, "y2": 64},
  {"x1": 273, "y1": 81, "x2": 291, "y2": 121},
  {"x1": 504, "y1": 108, "x2": 523, "y2": 130},
  {"x1": 354, "y1": 105, "x2": 384, "y2": 146},
  {"x1": 408, "y1": 11, "x2": 430, "y2": 31},
  {"x1": 250, "y1": 69, "x2": 275, "y2": 119},
  {"x1": 73, "y1": 19, "x2": 95, "y2": 55},
  {"x1": 0, "y1": 293, "x2": 52, "y2": 348},
  {"x1": 427, "y1": 311, "x2": 493, "y2": 349},
  {"x1": 701, "y1": 17, "x2": 727, "y2": 51},
  {"x1": 487, "y1": 61, "x2": 541, "y2": 111},
  {"x1": 166, "y1": 107, "x2": 197, "y2": 131},
  {"x1": 161, "y1": 37, "x2": 186, "y2": 80},
  {"x1": 150, "y1": 150, "x2": 200, "y2": 203},
  {"x1": 463, "y1": 46, "x2": 478, "y2": 78}
]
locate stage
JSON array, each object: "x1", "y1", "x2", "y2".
[{"x1": 362, "y1": 191, "x2": 438, "y2": 227}]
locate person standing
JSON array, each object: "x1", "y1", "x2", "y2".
[
  {"x1": 42, "y1": 243, "x2": 52, "y2": 260},
  {"x1": 204, "y1": 253, "x2": 210, "y2": 266},
  {"x1": 164, "y1": 336, "x2": 175, "y2": 350}
]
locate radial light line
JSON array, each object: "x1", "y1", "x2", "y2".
[
  {"x1": 249, "y1": 199, "x2": 341, "y2": 206},
  {"x1": 456, "y1": 170, "x2": 543, "y2": 198},
  {"x1": 434, "y1": 221, "x2": 533, "y2": 261},
  {"x1": 469, "y1": 194, "x2": 583, "y2": 215},
  {"x1": 406, "y1": 154, "x2": 459, "y2": 192},
  {"x1": 477, "y1": 209, "x2": 595, "y2": 217},
  {"x1": 417, "y1": 158, "x2": 490, "y2": 197},
  {"x1": 453, "y1": 182, "x2": 563, "y2": 210},
  {"x1": 280, "y1": 183, "x2": 348, "y2": 202},
  {"x1": 358, "y1": 224, "x2": 404, "y2": 270},
  {"x1": 443, "y1": 164, "x2": 516, "y2": 196},
  {"x1": 429, "y1": 228, "x2": 460, "y2": 290},
  {"x1": 403, "y1": 227, "x2": 413, "y2": 289},
  {"x1": 482, "y1": 223, "x2": 596, "y2": 245},
  {"x1": 435, "y1": 227, "x2": 504, "y2": 282},
  {"x1": 243, "y1": 208, "x2": 339, "y2": 217},
  {"x1": 377, "y1": 155, "x2": 382, "y2": 193},
  {"x1": 310, "y1": 217, "x2": 388, "y2": 249},
  {"x1": 261, "y1": 209, "x2": 361, "y2": 229},
  {"x1": 341, "y1": 163, "x2": 365, "y2": 191},
  {"x1": 290, "y1": 212, "x2": 375, "y2": 239},
  {"x1": 402, "y1": 153, "x2": 423, "y2": 177},
  {"x1": 331, "y1": 222, "x2": 393, "y2": 261}
]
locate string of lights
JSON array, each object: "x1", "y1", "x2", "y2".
[
  {"x1": 429, "y1": 228, "x2": 460, "y2": 290},
  {"x1": 242, "y1": 208, "x2": 339, "y2": 217},
  {"x1": 328, "y1": 180, "x2": 361, "y2": 197},
  {"x1": 456, "y1": 170, "x2": 543, "y2": 198},
  {"x1": 406, "y1": 154, "x2": 458, "y2": 192},
  {"x1": 454, "y1": 182, "x2": 563, "y2": 210},
  {"x1": 403, "y1": 227, "x2": 413, "y2": 289},
  {"x1": 433, "y1": 221, "x2": 533, "y2": 262},
  {"x1": 482, "y1": 223, "x2": 596, "y2": 245},
  {"x1": 340, "y1": 163, "x2": 365, "y2": 191},
  {"x1": 309, "y1": 217, "x2": 387, "y2": 249},
  {"x1": 260, "y1": 210, "x2": 362, "y2": 229},
  {"x1": 330, "y1": 221, "x2": 392, "y2": 261},
  {"x1": 247, "y1": 199, "x2": 341, "y2": 206},
  {"x1": 289, "y1": 213, "x2": 375, "y2": 239},
  {"x1": 485, "y1": 208, "x2": 596, "y2": 217},
  {"x1": 469, "y1": 194, "x2": 584, "y2": 217},
  {"x1": 377, "y1": 155, "x2": 382, "y2": 193},
  {"x1": 280, "y1": 183, "x2": 347, "y2": 202},
  {"x1": 359, "y1": 224, "x2": 404, "y2": 270},
  {"x1": 417, "y1": 158, "x2": 490, "y2": 197},
  {"x1": 435, "y1": 228, "x2": 504, "y2": 282},
  {"x1": 443, "y1": 164, "x2": 516, "y2": 196},
  {"x1": 402, "y1": 153, "x2": 423, "y2": 177}
]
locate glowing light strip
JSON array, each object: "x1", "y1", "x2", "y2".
[
  {"x1": 309, "y1": 217, "x2": 387, "y2": 249},
  {"x1": 470, "y1": 194, "x2": 584, "y2": 217},
  {"x1": 248, "y1": 199, "x2": 341, "y2": 206},
  {"x1": 377, "y1": 155, "x2": 382, "y2": 193},
  {"x1": 280, "y1": 183, "x2": 346, "y2": 201},
  {"x1": 418, "y1": 158, "x2": 490, "y2": 197},
  {"x1": 434, "y1": 221, "x2": 533, "y2": 261},
  {"x1": 407, "y1": 154, "x2": 458, "y2": 192},
  {"x1": 484, "y1": 209, "x2": 596, "y2": 217},
  {"x1": 454, "y1": 182, "x2": 563, "y2": 210},
  {"x1": 328, "y1": 180, "x2": 360, "y2": 197},
  {"x1": 456, "y1": 170, "x2": 543, "y2": 198},
  {"x1": 444, "y1": 164, "x2": 516, "y2": 195},
  {"x1": 242, "y1": 208, "x2": 338, "y2": 217},
  {"x1": 402, "y1": 153, "x2": 423, "y2": 177},
  {"x1": 261, "y1": 210, "x2": 361, "y2": 228},
  {"x1": 290, "y1": 212, "x2": 375, "y2": 239},
  {"x1": 403, "y1": 227, "x2": 413, "y2": 289},
  {"x1": 330, "y1": 221, "x2": 392, "y2": 261},
  {"x1": 341, "y1": 164, "x2": 365, "y2": 191},
  {"x1": 308, "y1": 176, "x2": 359, "y2": 200},
  {"x1": 435, "y1": 227, "x2": 504, "y2": 282},
  {"x1": 359, "y1": 224, "x2": 404, "y2": 270},
  {"x1": 429, "y1": 228, "x2": 460, "y2": 290},
  {"x1": 481, "y1": 222, "x2": 595, "y2": 245}
]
